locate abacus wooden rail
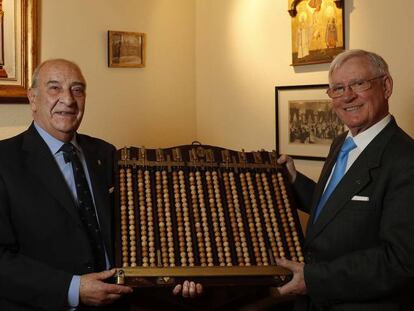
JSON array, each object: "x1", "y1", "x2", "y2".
[
  {"x1": 114, "y1": 144, "x2": 304, "y2": 287},
  {"x1": 114, "y1": 266, "x2": 292, "y2": 287}
]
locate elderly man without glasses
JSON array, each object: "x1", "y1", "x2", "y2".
[{"x1": 0, "y1": 59, "x2": 201, "y2": 311}]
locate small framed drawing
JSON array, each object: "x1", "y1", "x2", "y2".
[
  {"x1": 108, "y1": 31, "x2": 146, "y2": 68},
  {"x1": 288, "y1": 0, "x2": 345, "y2": 66},
  {"x1": 275, "y1": 84, "x2": 345, "y2": 161}
]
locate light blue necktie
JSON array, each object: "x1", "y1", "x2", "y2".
[{"x1": 313, "y1": 137, "x2": 357, "y2": 222}]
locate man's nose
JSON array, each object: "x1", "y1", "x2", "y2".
[
  {"x1": 59, "y1": 88, "x2": 76, "y2": 104},
  {"x1": 342, "y1": 85, "x2": 357, "y2": 102}
]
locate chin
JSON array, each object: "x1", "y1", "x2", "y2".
[
  {"x1": 53, "y1": 123, "x2": 78, "y2": 134},
  {"x1": 341, "y1": 114, "x2": 365, "y2": 126}
]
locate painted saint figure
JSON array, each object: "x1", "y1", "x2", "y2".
[
  {"x1": 325, "y1": 17, "x2": 338, "y2": 49},
  {"x1": 297, "y1": 12, "x2": 310, "y2": 58}
]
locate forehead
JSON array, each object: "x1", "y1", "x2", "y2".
[
  {"x1": 38, "y1": 61, "x2": 86, "y2": 85},
  {"x1": 331, "y1": 56, "x2": 374, "y2": 83}
]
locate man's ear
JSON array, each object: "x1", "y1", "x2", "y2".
[
  {"x1": 383, "y1": 75, "x2": 393, "y2": 100},
  {"x1": 27, "y1": 88, "x2": 37, "y2": 112}
]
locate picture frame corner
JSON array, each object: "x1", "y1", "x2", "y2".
[
  {"x1": 0, "y1": 0, "x2": 39, "y2": 104},
  {"x1": 275, "y1": 83, "x2": 344, "y2": 161}
]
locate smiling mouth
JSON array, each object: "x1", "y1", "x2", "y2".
[
  {"x1": 344, "y1": 104, "x2": 363, "y2": 112},
  {"x1": 55, "y1": 111, "x2": 76, "y2": 116}
]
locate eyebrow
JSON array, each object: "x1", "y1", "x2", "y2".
[
  {"x1": 332, "y1": 78, "x2": 365, "y2": 86},
  {"x1": 46, "y1": 80, "x2": 60, "y2": 85},
  {"x1": 46, "y1": 80, "x2": 86, "y2": 88}
]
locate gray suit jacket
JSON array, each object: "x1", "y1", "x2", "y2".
[
  {"x1": 292, "y1": 118, "x2": 414, "y2": 311},
  {"x1": 0, "y1": 124, "x2": 116, "y2": 310}
]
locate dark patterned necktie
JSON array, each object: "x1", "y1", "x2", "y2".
[{"x1": 60, "y1": 143, "x2": 106, "y2": 272}]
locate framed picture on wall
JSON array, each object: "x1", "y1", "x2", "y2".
[
  {"x1": 0, "y1": 0, "x2": 39, "y2": 103},
  {"x1": 108, "y1": 31, "x2": 146, "y2": 68},
  {"x1": 288, "y1": 0, "x2": 345, "y2": 66},
  {"x1": 275, "y1": 84, "x2": 346, "y2": 161}
]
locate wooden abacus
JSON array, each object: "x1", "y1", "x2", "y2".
[{"x1": 114, "y1": 144, "x2": 304, "y2": 287}]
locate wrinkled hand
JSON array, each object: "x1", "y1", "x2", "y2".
[
  {"x1": 172, "y1": 280, "x2": 203, "y2": 298},
  {"x1": 79, "y1": 269, "x2": 133, "y2": 306},
  {"x1": 276, "y1": 258, "x2": 306, "y2": 296},
  {"x1": 277, "y1": 154, "x2": 297, "y2": 183}
]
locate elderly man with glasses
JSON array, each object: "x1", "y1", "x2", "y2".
[{"x1": 277, "y1": 49, "x2": 414, "y2": 311}]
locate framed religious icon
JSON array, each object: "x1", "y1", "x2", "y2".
[
  {"x1": 275, "y1": 84, "x2": 346, "y2": 161},
  {"x1": 108, "y1": 31, "x2": 146, "y2": 68},
  {"x1": 0, "y1": 0, "x2": 39, "y2": 103},
  {"x1": 288, "y1": 0, "x2": 344, "y2": 66}
]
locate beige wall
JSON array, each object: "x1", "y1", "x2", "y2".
[
  {"x1": 0, "y1": 0, "x2": 197, "y2": 149},
  {"x1": 196, "y1": 0, "x2": 414, "y2": 182},
  {"x1": 1, "y1": 0, "x2": 413, "y2": 181}
]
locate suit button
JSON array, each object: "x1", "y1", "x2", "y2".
[{"x1": 85, "y1": 262, "x2": 94, "y2": 271}]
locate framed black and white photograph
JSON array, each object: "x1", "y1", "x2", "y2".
[{"x1": 275, "y1": 84, "x2": 345, "y2": 160}]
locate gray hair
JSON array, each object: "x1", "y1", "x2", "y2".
[
  {"x1": 328, "y1": 49, "x2": 391, "y2": 84},
  {"x1": 30, "y1": 59, "x2": 85, "y2": 89}
]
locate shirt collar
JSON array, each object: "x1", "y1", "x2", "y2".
[
  {"x1": 33, "y1": 122, "x2": 80, "y2": 154},
  {"x1": 347, "y1": 114, "x2": 392, "y2": 151}
]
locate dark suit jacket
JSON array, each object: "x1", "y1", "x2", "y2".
[
  {"x1": 0, "y1": 124, "x2": 116, "y2": 310},
  {"x1": 292, "y1": 118, "x2": 414, "y2": 311}
]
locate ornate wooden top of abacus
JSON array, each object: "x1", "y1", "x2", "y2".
[{"x1": 119, "y1": 144, "x2": 281, "y2": 169}]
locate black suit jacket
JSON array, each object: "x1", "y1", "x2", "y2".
[
  {"x1": 0, "y1": 124, "x2": 116, "y2": 310},
  {"x1": 292, "y1": 118, "x2": 414, "y2": 311}
]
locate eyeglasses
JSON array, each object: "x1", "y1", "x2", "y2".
[{"x1": 326, "y1": 75, "x2": 385, "y2": 98}]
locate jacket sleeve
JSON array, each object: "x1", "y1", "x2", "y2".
[
  {"x1": 0, "y1": 174, "x2": 73, "y2": 310},
  {"x1": 292, "y1": 172, "x2": 316, "y2": 214}
]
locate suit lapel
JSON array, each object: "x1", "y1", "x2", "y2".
[
  {"x1": 305, "y1": 119, "x2": 398, "y2": 245},
  {"x1": 305, "y1": 156, "x2": 373, "y2": 244},
  {"x1": 306, "y1": 137, "x2": 344, "y2": 233},
  {"x1": 22, "y1": 125, "x2": 81, "y2": 224},
  {"x1": 78, "y1": 136, "x2": 113, "y2": 262}
]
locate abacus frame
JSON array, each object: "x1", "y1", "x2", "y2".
[{"x1": 114, "y1": 144, "x2": 305, "y2": 287}]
